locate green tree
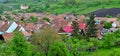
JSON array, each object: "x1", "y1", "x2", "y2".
[
  {"x1": 72, "y1": 20, "x2": 79, "y2": 36},
  {"x1": 85, "y1": 13, "x2": 97, "y2": 41},
  {"x1": 67, "y1": 38, "x2": 90, "y2": 56},
  {"x1": 106, "y1": 14, "x2": 113, "y2": 18},
  {"x1": 0, "y1": 5, "x2": 4, "y2": 14},
  {"x1": 30, "y1": 27, "x2": 61, "y2": 56},
  {"x1": 30, "y1": 16, "x2": 38, "y2": 22},
  {"x1": 0, "y1": 16, "x2": 3, "y2": 20},
  {"x1": 42, "y1": 17, "x2": 50, "y2": 22},
  {"x1": 102, "y1": 32, "x2": 116, "y2": 48},
  {"x1": 48, "y1": 41, "x2": 70, "y2": 56},
  {"x1": 10, "y1": 31, "x2": 32, "y2": 56},
  {"x1": 71, "y1": 20, "x2": 84, "y2": 39},
  {"x1": 104, "y1": 22, "x2": 112, "y2": 29},
  {"x1": 64, "y1": 0, "x2": 76, "y2": 6}
]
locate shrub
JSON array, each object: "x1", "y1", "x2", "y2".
[
  {"x1": 114, "y1": 30, "x2": 120, "y2": 38},
  {"x1": 109, "y1": 48, "x2": 120, "y2": 56},
  {"x1": 12, "y1": 10, "x2": 18, "y2": 15},
  {"x1": 102, "y1": 32, "x2": 116, "y2": 48},
  {"x1": 61, "y1": 34, "x2": 68, "y2": 43},
  {"x1": 115, "y1": 38, "x2": 120, "y2": 46},
  {"x1": 48, "y1": 41, "x2": 70, "y2": 56},
  {"x1": 42, "y1": 17, "x2": 50, "y2": 22},
  {"x1": 106, "y1": 14, "x2": 113, "y2": 18},
  {"x1": 90, "y1": 38, "x2": 100, "y2": 48},
  {"x1": 87, "y1": 42, "x2": 94, "y2": 52},
  {"x1": 10, "y1": 32, "x2": 32, "y2": 56},
  {"x1": 104, "y1": 22, "x2": 112, "y2": 29},
  {"x1": 30, "y1": 16, "x2": 38, "y2": 22},
  {"x1": 66, "y1": 38, "x2": 89, "y2": 56}
]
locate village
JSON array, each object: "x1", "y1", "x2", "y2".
[
  {"x1": 1, "y1": 0, "x2": 120, "y2": 56},
  {"x1": 0, "y1": 8, "x2": 120, "y2": 41}
]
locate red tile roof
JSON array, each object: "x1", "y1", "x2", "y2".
[
  {"x1": 22, "y1": 31, "x2": 31, "y2": 36},
  {"x1": 63, "y1": 26, "x2": 73, "y2": 33},
  {"x1": 24, "y1": 23, "x2": 37, "y2": 30},
  {"x1": 79, "y1": 23, "x2": 86, "y2": 29},
  {"x1": 2, "y1": 33, "x2": 14, "y2": 41}
]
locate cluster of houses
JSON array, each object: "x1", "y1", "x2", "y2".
[{"x1": 0, "y1": 10, "x2": 120, "y2": 41}]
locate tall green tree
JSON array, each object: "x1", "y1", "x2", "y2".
[
  {"x1": 10, "y1": 31, "x2": 32, "y2": 56},
  {"x1": 72, "y1": 20, "x2": 79, "y2": 36},
  {"x1": 72, "y1": 20, "x2": 84, "y2": 39},
  {"x1": 85, "y1": 13, "x2": 97, "y2": 41}
]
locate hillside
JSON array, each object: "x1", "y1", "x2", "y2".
[{"x1": 0, "y1": 0, "x2": 120, "y2": 15}]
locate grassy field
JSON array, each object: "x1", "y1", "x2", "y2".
[
  {"x1": 89, "y1": 47, "x2": 120, "y2": 56},
  {"x1": 0, "y1": 0, "x2": 120, "y2": 14},
  {"x1": 47, "y1": 0, "x2": 120, "y2": 14}
]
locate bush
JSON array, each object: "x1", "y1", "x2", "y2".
[
  {"x1": 61, "y1": 34, "x2": 68, "y2": 43},
  {"x1": 114, "y1": 30, "x2": 120, "y2": 38},
  {"x1": 109, "y1": 48, "x2": 120, "y2": 56},
  {"x1": 66, "y1": 38, "x2": 89, "y2": 56},
  {"x1": 10, "y1": 31, "x2": 32, "y2": 56},
  {"x1": 106, "y1": 14, "x2": 113, "y2": 18},
  {"x1": 48, "y1": 41, "x2": 70, "y2": 56},
  {"x1": 114, "y1": 30, "x2": 120, "y2": 46},
  {"x1": 104, "y1": 22, "x2": 112, "y2": 29},
  {"x1": 115, "y1": 38, "x2": 120, "y2": 46},
  {"x1": 12, "y1": 10, "x2": 18, "y2": 15},
  {"x1": 90, "y1": 38, "x2": 100, "y2": 48},
  {"x1": 102, "y1": 32, "x2": 116, "y2": 48},
  {"x1": 87, "y1": 42, "x2": 94, "y2": 52},
  {"x1": 42, "y1": 17, "x2": 50, "y2": 22},
  {"x1": 30, "y1": 16, "x2": 38, "y2": 22}
]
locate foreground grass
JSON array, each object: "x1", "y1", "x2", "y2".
[{"x1": 89, "y1": 47, "x2": 120, "y2": 56}]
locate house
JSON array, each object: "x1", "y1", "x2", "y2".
[
  {"x1": 57, "y1": 27, "x2": 66, "y2": 35},
  {"x1": 77, "y1": 15, "x2": 86, "y2": 23},
  {"x1": 0, "y1": 33, "x2": 14, "y2": 41},
  {"x1": 19, "y1": 27, "x2": 26, "y2": 32},
  {"x1": 5, "y1": 21, "x2": 18, "y2": 33},
  {"x1": 50, "y1": 16, "x2": 67, "y2": 32},
  {"x1": 36, "y1": 20, "x2": 50, "y2": 29},
  {"x1": 64, "y1": 15, "x2": 76, "y2": 23},
  {"x1": 20, "y1": 5, "x2": 29, "y2": 10},
  {"x1": 79, "y1": 23, "x2": 86, "y2": 29},
  {"x1": 63, "y1": 26, "x2": 73, "y2": 33},
  {"x1": 63, "y1": 21, "x2": 86, "y2": 36},
  {"x1": 22, "y1": 31, "x2": 31, "y2": 40},
  {"x1": 95, "y1": 19, "x2": 101, "y2": 24},
  {"x1": 15, "y1": 24, "x2": 32, "y2": 40},
  {"x1": 0, "y1": 31, "x2": 3, "y2": 35},
  {"x1": 0, "y1": 20, "x2": 5, "y2": 34},
  {"x1": 24, "y1": 23, "x2": 38, "y2": 35},
  {"x1": 0, "y1": 21, "x2": 14, "y2": 32}
]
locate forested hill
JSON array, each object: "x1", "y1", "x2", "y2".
[{"x1": 0, "y1": 0, "x2": 120, "y2": 15}]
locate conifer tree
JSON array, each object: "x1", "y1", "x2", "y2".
[
  {"x1": 85, "y1": 13, "x2": 97, "y2": 40},
  {"x1": 72, "y1": 20, "x2": 83, "y2": 39},
  {"x1": 72, "y1": 20, "x2": 79, "y2": 36}
]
